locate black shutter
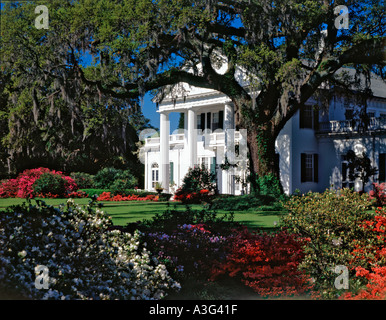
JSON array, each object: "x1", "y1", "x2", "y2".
[
  {"x1": 299, "y1": 106, "x2": 305, "y2": 129},
  {"x1": 219, "y1": 110, "x2": 224, "y2": 129},
  {"x1": 200, "y1": 113, "x2": 205, "y2": 130},
  {"x1": 313, "y1": 107, "x2": 319, "y2": 131},
  {"x1": 206, "y1": 112, "x2": 211, "y2": 130},
  {"x1": 314, "y1": 154, "x2": 319, "y2": 183},
  {"x1": 380, "y1": 154, "x2": 386, "y2": 182},
  {"x1": 301, "y1": 153, "x2": 306, "y2": 182}
]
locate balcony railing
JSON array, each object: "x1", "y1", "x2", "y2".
[
  {"x1": 145, "y1": 131, "x2": 242, "y2": 146},
  {"x1": 317, "y1": 117, "x2": 386, "y2": 134}
]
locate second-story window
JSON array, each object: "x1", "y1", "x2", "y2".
[{"x1": 300, "y1": 105, "x2": 319, "y2": 130}]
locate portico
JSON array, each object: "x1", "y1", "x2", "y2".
[{"x1": 143, "y1": 87, "x2": 246, "y2": 195}]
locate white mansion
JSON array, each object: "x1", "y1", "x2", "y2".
[{"x1": 141, "y1": 76, "x2": 386, "y2": 195}]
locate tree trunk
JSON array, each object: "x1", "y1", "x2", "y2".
[{"x1": 247, "y1": 123, "x2": 280, "y2": 193}]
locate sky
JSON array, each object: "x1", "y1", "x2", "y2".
[{"x1": 141, "y1": 94, "x2": 180, "y2": 132}]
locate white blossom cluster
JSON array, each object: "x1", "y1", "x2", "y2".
[{"x1": 0, "y1": 199, "x2": 180, "y2": 300}]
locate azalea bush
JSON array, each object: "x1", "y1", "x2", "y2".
[
  {"x1": 32, "y1": 172, "x2": 77, "y2": 198},
  {"x1": 340, "y1": 207, "x2": 386, "y2": 300},
  {"x1": 174, "y1": 189, "x2": 212, "y2": 204},
  {"x1": 369, "y1": 183, "x2": 386, "y2": 207},
  {"x1": 97, "y1": 191, "x2": 158, "y2": 202},
  {"x1": 144, "y1": 223, "x2": 228, "y2": 279},
  {"x1": 174, "y1": 165, "x2": 216, "y2": 204},
  {"x1": 210, "y1": 227, "x2": 312, "y2": 298},
  {"x1": 0, "y1": 168, "x2": 77, "y2": 198},
  {"x1": 128, "y1": 206, "x2": 238, "y2": 279},
  {"x1": 281, "y1": 188, "x2": 376, "y2": 299},
  {"x1": 0, "y1": 198, "x2": 180, "y2": 300}
]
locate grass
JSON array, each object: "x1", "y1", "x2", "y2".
[{"x1": 0, "y1": 197, "x2": 285, "y2": 232}]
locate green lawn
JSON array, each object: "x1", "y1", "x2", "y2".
[{"x1": 0, "y1": 198, "x2": 284, "y2": 231}]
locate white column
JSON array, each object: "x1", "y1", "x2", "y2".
[
  {"x1": 224, "y1": 103, "x2": 234, "y2": 129},
  {"x1": 144, "y1": 149, "x2": 148, "y2": 190},
  {"x1": 187, "y1": 108, "x2": 197, "y2": 168},
  {"x1": 223, "y1": 103, "x2": 234, "y2": 194},
  {"x1": 160, "y1": 112, "x2": 170, "y2": 192}
]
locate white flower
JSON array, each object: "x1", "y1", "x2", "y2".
[{"x1": 18, "y1": 250, "x2": 27, "y2": 258}]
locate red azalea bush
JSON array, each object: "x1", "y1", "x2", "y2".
[
  {"x1": 0, "y1": 168, "x2": 77, "y2": 198},
  {"x1": 174, "y1": 188, "x2": 213, "y2": 204},
  {"x1": 369, "y1": 183, "x2": 386, "y2": 207},
  {"x1": 173, "y1": 165, "x2": 216, "y2": 204},
  {"x1": 340, "y1": 207, "x2": 386, "y2": 300},
  {"x1": 210, "y1": 227, "x2": 313, "y2": 298},
  {"x1": 97, "y1": 191, "x2": 158, "y2": 202}
]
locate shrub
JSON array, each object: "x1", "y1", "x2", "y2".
[
  {"x1": 79, "y1": 189, "x2": 109, "y2": 197},
  {"x1": 0, "y1": 199, "x2": 180, "y2": 300},
  {"x1": 33, "y1": 172, "x2": 77, "y2": 198},
  {"x1": 281, "y1": 188, "x2": 376, "y2": 299},
  {"x1": 96, "y1": 191, "x2": 158, "y2": 202},
  {"x1": 174, "y1": 165, "x2": 216, "y2": 204},
  {"x1": 0, "y1": 168, "x2": 77, "y2": 198},
  {"x1": 210, "y1": 194, "x2": 281, "y2": 211},
  {"x1": 256, "y1": 173, "x2": 283, "y2": 198},
  {"x1": 138, "y1": 205, "x2": 238, "y2": 236},
  {"x1": 341, "y1": 207, "x2": 386, "y2": 300},
  {"x1": 132, "y1": 206, "x2": 239, "y2": 280},
  {"x1": 144, "y1": 223, "x2": 228, "y2": 279},
  {"x1": 93, "y1": 167, "x2": 137, "y2": 192},
  {"x1": 369, "y1": 183, "x2": 386, "y2": 207},
  {"x1": 210, "y1": 228, "x2": 312, "y2": 298},
  {"x1": 70, "y1": 172, "x2": 95, "y2": 189}
]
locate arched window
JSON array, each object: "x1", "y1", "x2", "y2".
[{"x1": 151, "y1": 163, "x2": 159, "y2": 189}]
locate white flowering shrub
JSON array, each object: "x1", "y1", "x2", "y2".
[{"x1": 0, "y1": 199, "x2": 180, "y2": 300}]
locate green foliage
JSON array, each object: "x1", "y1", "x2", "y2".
[
  {"x1": 179, "y1": 165, "x2": 216, "y2": 194},
  {"x1": 280, "y1": 188, "x2": 376, "y2": 299},
  {"x1": 70, "y1": 172, "x2": 95, "y2": 189},
  {"x1": 346, "y1": 151, "x2": 378, "y2": 192},
  {"x1": 32, "y1": 173, "x2": 68, "y2": 197},
  {"x1": 255, "y1": 173, "x2": 284, "y2": 198},
  {"x1": 210, "y1": 194, "x2": 283, "y2": 212},
  {"x1": 79, "y1": 188, "x2": 158, "y2": 198},
  {"x1": 93, "y1": 167, "x2": 138, "y2": 192},
  {"x1": 137, "y1": 204, "x2": 237, "y2": 236}
]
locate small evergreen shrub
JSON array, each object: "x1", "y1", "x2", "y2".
[
  {"x1": 174, "y1": 165, "x2": 216, "y2": 204},
  {"x1": 70, "y1": 172, "x2": 95, "y2": 189},
  {"x1": 33, "y1": 173, "x2": 69, "y2": 197},
  {"x1": 93, "y1": 167, "x2": 137, "y2": 191}
]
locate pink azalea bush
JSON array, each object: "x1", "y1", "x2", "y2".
[
  {"x1": 369, "y1": 183, "x2": 386, "y2": 207},
  {"x1": 0, "y1": 168, "x2": 77, "y2": 198}
]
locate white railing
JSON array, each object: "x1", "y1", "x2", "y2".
[
  {"x1": 145, "y1": 131, "x2": 242, "y2": 146},
  {"x1": 318, "y1": 117, "x2": 386, "y2": 133}
]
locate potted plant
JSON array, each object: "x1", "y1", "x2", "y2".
[{"x1": 155, "y1": 182, "x2": 164, "y2": 195}]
